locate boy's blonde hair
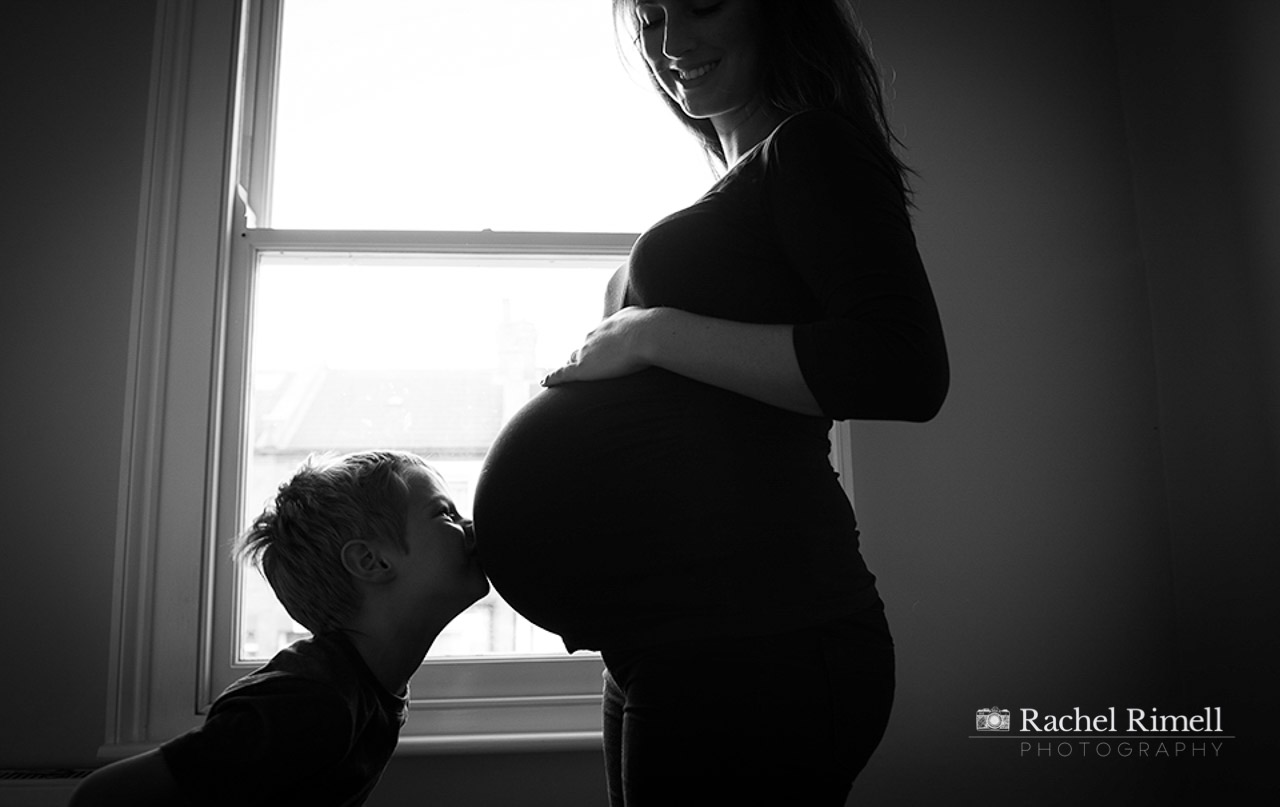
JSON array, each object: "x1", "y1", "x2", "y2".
[{"x1": 236, "y1": 450, "x2": 428, "y2": 633}]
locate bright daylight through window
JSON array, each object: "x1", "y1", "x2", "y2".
[{"x1": 235, "y1": 0, "x2": 713, "y2": 662}]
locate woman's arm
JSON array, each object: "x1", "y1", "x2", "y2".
[
  {"x1": 547, "y1": 112, "x2": 948, "y2": 423},
  {"x1": 542, "y1": 306, "x2": 823, "y2": 416}
]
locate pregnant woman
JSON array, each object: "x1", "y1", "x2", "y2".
[{"x1": 473, "y1": 1, "x2": 948, "y2": 803}]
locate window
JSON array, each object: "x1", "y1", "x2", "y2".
[
  {"x1": 214, "y1": 0, "x2": 730, "y2": 741},
  {"x1": 223, "y1": 0, "x2": 705, "y2": 668},
  {"x1": 105, "y1": 0, "x2": 855, "y2": 755},
  {"x1": 234, "y1": 254, "x2": 617, "y2": 662}
]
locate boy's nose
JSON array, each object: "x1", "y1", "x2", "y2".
[{"x1": 461, "y1": 519, "x2": 477, "y2": 551}]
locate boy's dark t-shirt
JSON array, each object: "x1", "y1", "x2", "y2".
[{"x1": 160, "y1": 632, "x2": 407, "y2": 806}]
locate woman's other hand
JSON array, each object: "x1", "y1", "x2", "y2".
[{"x1": 542, "y1": 307, "x2": 657, "y2": 386}]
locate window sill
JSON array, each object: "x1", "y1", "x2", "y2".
[
  {"x1": 395, "y1": 731, "x2": 602, "y2": 756},
  {"x1": 98, "y1": 730, "x2": 602, "y2": 766}
]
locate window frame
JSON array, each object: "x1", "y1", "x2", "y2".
[
  {"x1": 214, "y1": 231, "x2": 631, "y2": 745},
  {"x1": 103, "y1": 0, "x2": 855, "y2": 757}
]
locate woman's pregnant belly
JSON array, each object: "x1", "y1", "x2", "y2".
[{"x1": 472, "y1": 368, "x2": 837, "y2": 641}]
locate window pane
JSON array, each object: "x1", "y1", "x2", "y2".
[
  {"x1": 270, "y1": 0, "x2": 712, "y2": 231},
  {"x1": 237, "y1": 252, "x2": 617, "y2": 660}
]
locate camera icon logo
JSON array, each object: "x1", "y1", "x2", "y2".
[{"x1": 976, "y1": 707, "x2": 1011, "y2": 731}]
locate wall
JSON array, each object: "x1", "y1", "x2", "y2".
[
  {"x1": 0, "y1": 0, "x2": 156, "y2": 770},
  {"x1": 1, "y1": 1, "x2": 1273, "y2": 805},
  {"x1": 1111, "y1": 0, "x2": 1280, "y2": 789},
  {"x1": 849, "y1": 1, "x2": 1181, "y2": 803}
]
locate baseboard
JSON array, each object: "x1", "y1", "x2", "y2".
[{"x1": 0, "y1": 771, "x2": 90, "y2": 807}]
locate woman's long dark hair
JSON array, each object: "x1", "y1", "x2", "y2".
[{"x1": 614, "y1": 0, "x2": 914, "y2": 204}]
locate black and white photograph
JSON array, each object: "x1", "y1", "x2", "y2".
[{"x1": 2, "y1": 1, "x2": 1276, "y2": 805}]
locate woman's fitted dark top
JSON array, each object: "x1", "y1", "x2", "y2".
[{"x1": 473, "y1": 110, "x2": 948, "y2": 652}]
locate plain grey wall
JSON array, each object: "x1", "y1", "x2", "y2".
[
  {"x1": 849, "y1": 1, "x2": 1180, "y2": 802},
  {"x1": 1112, "y1": 0, "x2": 1280, "y2": 793},
  {"x1": 1, "y1": 0, "x2": 155, "y2": 774},
  {"x1": 1, "y1": 1, "x2": 1274, "y2": 805}
]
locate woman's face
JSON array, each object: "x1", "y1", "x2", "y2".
[{"x1": 633, "y1": 0, "x2": 765, "y2": 127}]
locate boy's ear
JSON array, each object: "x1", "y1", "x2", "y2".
[{"x1": 341, "y1": 539, "x2": 396, "y2": 583}]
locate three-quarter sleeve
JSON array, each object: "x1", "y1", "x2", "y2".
[{"x1": 765, "y1": 112, "x2": 949, "y2": 422}]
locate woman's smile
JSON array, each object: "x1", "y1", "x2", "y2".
[
  {"x1": 671, "y1": 59, "x2": 722, "y2": 87},
  {"x1": 638, "y1": 0, "x2": 763, "y2": 129}
]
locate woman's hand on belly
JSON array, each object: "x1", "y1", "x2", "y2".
[
  {"x1": 545, "y1": 306, "x2": 824, "y2": 417},
  {"x1": 542, "y1": 306, "x2": 659, "y2": 386}
]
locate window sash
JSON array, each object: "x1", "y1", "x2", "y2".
[
  {"x1": 209, "y1": 224, "x2": 632, "y2": 738},
  {"x1": 217, "y1": 0, "x2": 632, "y2": 740}
]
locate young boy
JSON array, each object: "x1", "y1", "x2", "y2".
[{"x1": 71, "y1": 450, "x2": 490, "y2": 806}]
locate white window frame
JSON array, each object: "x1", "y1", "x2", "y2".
[{"x1": 103, "y1": 0, "x2": 855, "y2": 758}]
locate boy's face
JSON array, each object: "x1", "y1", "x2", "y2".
[{"x1": 396, "y1": 467, "x2": 490, "y2": 617}]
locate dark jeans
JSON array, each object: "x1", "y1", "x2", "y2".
[{"x1": 601, "y1": 611, "x2": 895, "y2": 806}]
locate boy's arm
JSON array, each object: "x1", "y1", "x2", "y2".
[{"x1": 68, "y1": 748, "x2": 191, "y2": 807}]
